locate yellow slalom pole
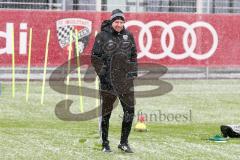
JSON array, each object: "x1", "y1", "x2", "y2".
[
  {"x1": 41, "y1": 29, "x2": 51, "y2": 105},
  {"x1": 11, "y1": 27, "x2": 15, "y2": 98},
  {"x1": 75, "y1": 29, "x2": 84, "y2": 113},
  {"x1": 26, "y1": 28, "x2": 32, "y2": 102},
  {"x1": 65, "y1": 30, "x2": 73, "y2": 106}
]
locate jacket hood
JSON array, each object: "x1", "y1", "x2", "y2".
[
  {"x1": 101, "y1": 20, "x2": 112, "y2": 32},
  {"x1": 101, "y1": 19, "x2": 126, "y2": 33}
]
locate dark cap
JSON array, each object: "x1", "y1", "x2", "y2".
[{"x1": 110, "y1": 9, "x2": 125, "y2": 22}]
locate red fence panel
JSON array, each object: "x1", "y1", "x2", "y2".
[{"x1": 0, "y1": 10, "x2": 239, "y2": 67}]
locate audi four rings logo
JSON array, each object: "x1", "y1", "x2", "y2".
[{"x1": 125, "y1": 20, "x2": 218, "y2": 60}]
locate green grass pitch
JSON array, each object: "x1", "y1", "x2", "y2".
[{"x1": 0, "y1": 80, "x2": 240, "y2": 160}]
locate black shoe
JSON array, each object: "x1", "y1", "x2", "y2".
[
  {"x1": 102, "y1": 144, "x2": 112, "y2": 153},
  {"x1": 118, "y1": 143, "x2": 134, "y2": 153}
]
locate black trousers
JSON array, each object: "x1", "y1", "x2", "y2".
[{"x1": 100, "y1": 90, "x2": 135, "y2": 146}]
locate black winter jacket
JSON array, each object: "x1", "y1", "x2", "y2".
[{"x1": 91, "y1": 20, "x2": 138, "y2": 91}]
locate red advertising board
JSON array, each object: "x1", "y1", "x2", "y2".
[{"x1": 0, "y1": 10, "x2": 239, "y2": 67}]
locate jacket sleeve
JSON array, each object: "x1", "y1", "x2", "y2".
[
  {"x1": 128, "y1": 33, "x2": 138, "y2": 77},
  {"x1": 91, "y1": 32, "x2": 104, "y2": 76}
]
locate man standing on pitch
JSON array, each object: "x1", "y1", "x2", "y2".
[{"x1": 91, "y1": 9, "x2": 137, "y2": 153}]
